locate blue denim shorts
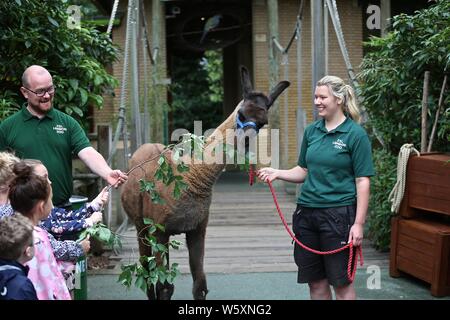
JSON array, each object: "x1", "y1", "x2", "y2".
[{"x1": 292, "y1": 204, "x2": 356, "y2": 287}]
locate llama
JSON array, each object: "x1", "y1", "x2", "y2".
[{"x1": 120, "y1": 66, "x2": 289, "y2": 300}]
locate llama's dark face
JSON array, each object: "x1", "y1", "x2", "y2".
[{"x1": 236, "y1": 66, "x2": 290, "y2": 149}]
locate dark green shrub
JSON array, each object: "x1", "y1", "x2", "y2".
[
  {"x1": 0, "y1": 0, "x2": 118, "y2": 128},
  {"x1": 366, "y1": 149, "x2": 397, "y2": 251},
  {"x1": 359, "y1": 0, "x2": 449, "y2": 153},
  {"x1": 360, "y1": 1, "x2": 449, "y2": 251}
]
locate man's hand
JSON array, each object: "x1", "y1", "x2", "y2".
[{"x1": 107, "y1": 169, "x2": 128, "y2": 188}]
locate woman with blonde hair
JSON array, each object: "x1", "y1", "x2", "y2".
[{"x1": 257, "y1": 75, "x2": 374, "y2": 300}]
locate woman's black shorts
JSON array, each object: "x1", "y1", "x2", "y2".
[{"x1": 292, "y1": 204, "x2": 356, "y2": 287}]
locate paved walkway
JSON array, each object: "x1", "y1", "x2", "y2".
[{"x1": 87, "y1": 172, "x2": 449, "y2": 300}]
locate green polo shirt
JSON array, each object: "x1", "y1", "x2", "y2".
[
  {"x1": 297, "y1": 117, "x2": 375, "y2": 208},
  {"x1": 0, "y1": 107, "x2": 91, "y2": 206}
]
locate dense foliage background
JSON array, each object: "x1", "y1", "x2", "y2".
[
  {"x1": 359, "y1": 0, "x2": 449, "y2": 250},
  {"x1": 0, "y1": 0, "x2": 118, "y2": 129},
  {"x1": 169, "y1": 50, "x2": 224, "y2": 133}
]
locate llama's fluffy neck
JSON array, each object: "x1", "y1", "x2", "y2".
[{"x1": 183, "y1": 103, "x2": 240, "y2": 196}]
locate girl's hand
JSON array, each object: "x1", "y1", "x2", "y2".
[
  {"x1": 80, "y1": 235, "x2": 91, "y2": 254},
  {"x1": 91, "y1": 187, "x2": 109, "y2": 211}
]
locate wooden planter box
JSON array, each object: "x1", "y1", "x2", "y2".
[
  {"x1": 390, "y1": 217, "x2": 450, "y2": 297},
  {"x1": 391, "y1": 153, "x2": 450, "y2": 297},
  {"x1": 399, "y1": 153, "x2": 450, "y2": 218}
]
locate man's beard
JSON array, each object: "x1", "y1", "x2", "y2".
[{"x1": 28, "y1": 97, "x2": 52, "y2": 115}]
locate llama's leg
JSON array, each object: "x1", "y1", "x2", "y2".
[
  {"x1": 155, "y1": 232, "x2": 175, "y2": 300},
  {"x1": 186, "y1": 219, "x2": 209, "y2": 300},
  {"x1": 137, "y1": 226, "x2": 156, "y2": 300}
]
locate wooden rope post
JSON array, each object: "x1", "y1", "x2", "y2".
[{"x1": 421, "y1": 71, "x2": 430, "y2": 153}]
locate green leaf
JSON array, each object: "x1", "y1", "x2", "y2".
[
  {"x1": 72, "y1": 106, "x2": 83, "y2": 117},
  {"x1": 148, "y1": 225, "x2": 157, "y2": 234},
  {"x1": 177, "y1": 163, "x2": 189, "y2": 173},
  {"x1": 47, "y1": 16, "x2": 59, "y2": 27},
  {"x1": 118, "y1": 268, "x2": 132, "y2": 287},
  {"x1": 144, "y1": 217, "x2": 154, "y2": 224},
  {"x1": 68, "y1": 79, "x2": 79, "y2": 91},
  {"x1": 149, "y1": 272, "x2": 158, "y2": 285},
  {"x1": 89, "y1": 94, "x2": 103, "y2": 108},
  {"x1": 98, "y1": 227, "x2": 112, "y2": 242},
  {"x1": 155, "y1": 224, "x2": 165, "y2": 232},
  {"x1": 135, "y1": 275, "x2": 147, "y2": 292},
  {"x1": 79, "y1": 88, "x2": 88, "y2": 106},
  {"x1": 156, "y1": 243, "x2": 167, "y2": 253},
  {"x1": 158, "y1": 271, "x2": 166, "y2": 284},
  {"x1": 94, "y1": 74, "x2": 103, "y2": 86}
]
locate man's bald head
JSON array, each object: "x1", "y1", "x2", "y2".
[
  {"x1": 20, "y1": 65, "x2": 54, "y2": 116},
  {"x1": 22, "y1": 65, "x2": 52, "y2": 88}
]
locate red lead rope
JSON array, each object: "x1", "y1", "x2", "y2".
[
  {"x1": 249, "y1": 164, "x2": 255, "y2": 186},
  {"x1": 249, "y1": 166, "x2": 363, "y2": 282}
]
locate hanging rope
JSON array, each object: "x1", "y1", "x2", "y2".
[
  {"x1": 107, "y1": 0, "x2": 136, "y2": 237},
  {"x1": 269, "y1": 180, "x2": 362, "y2": 282},
  {"x1": 106, "y1": 0, "x2": 120, "y2": 35},
  {"x1": 139, "y1": 0, "x2": 156, "y2": 66},
  {"x1": 325, "y1": 0, "x2": 385, "y2": 148},
  {"x1": 388, "y1": 144, "x2": 420, "y2": 214},
  {"x1": 271, "y1": 1, "x2": 305, "y2": 196},
  {"x1": 325, "y1": 0, "x2": 357, "y2": 87}
]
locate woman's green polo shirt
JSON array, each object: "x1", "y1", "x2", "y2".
[{"x1": 297, "y1": 117, "x2": 375, "y2": 208}]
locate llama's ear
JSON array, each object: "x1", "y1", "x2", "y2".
[
  {"x1": 267, "y1": 81, "x2": 290, "y2": 108},
  {"x1": 240, "y1": 65, "x2": 253, "y2": 99}
]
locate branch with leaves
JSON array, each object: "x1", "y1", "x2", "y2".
[
  {"x1": 118, "y1": 133, "x2": 203, "y2": 290},
  {"x1": 129, "y1": 133, "x2": 204, "y2": 203},
  {"x1": 118, "y1": 218, "x2": 181, "y2": 291}
]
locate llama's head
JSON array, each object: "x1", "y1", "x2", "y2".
[{"x1": 236, "y1": 66, "x2": 290, "y2": 148}]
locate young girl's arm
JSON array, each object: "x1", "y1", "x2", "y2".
[
  {"x1": 46, "y1": 231, "x2": 84, "y2": 262},
  {"x1": 41, "y1": 207, "x2": 92, "y2": 234}
]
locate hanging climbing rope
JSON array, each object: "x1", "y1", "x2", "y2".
[
  {"x1": 270, "y1": 1, "x2": 305, "y2": 195},
  {"x1": 107, "y1": 0, "x2": 135, "y2": 235},
  {"x1": 325, "y1": 0, "x2": 357, "y2": 87},
  {"x1": 325, "y1": 0, "x2": 385, "y2": 148},
  {"x1": 271, "y1": 0, "x2": 304, "y2": 169},
  {"x1": 388, "y1": 144, "x2": 421, "y2": 214},
  {"x1": 106, "y1": 0, "x2": 120, "y2": 36}
]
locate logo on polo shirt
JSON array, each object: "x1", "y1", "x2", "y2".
[
  {"x1": 53, "y1": 124, "x2": 67, "y2": 134},
  {"x1": 332, "y1": 139, "x2": 347, "y2": 150}
]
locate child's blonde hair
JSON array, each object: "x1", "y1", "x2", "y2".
[
  {"x1": 0, "y1": 152, "x2": 20, "y2": 190},
  {"x1": 317, "y1": 76, "x2": 361, "y2": 123}
]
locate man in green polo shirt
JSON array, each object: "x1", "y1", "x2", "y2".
[
  {"x1": 0, "y1": 65, "x2": 127, "y2": 207},
  {"x1": 257, "y1": 75, "x2": 374, "y2": 300}
]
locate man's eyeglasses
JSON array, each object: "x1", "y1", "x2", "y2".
[{"x1": 23, "y1": 85, "x2": 55, "y2": 97}]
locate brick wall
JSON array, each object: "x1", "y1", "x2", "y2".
[
  {"x1": 253, "y1": 0, "x2": 363, "y2": 168},
  {"x1": 93, "y1": 0, "x2": 167, "y2": 141},
  {"x1": 96, "y1": 0, "x2": 363, "y2": 169}
]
